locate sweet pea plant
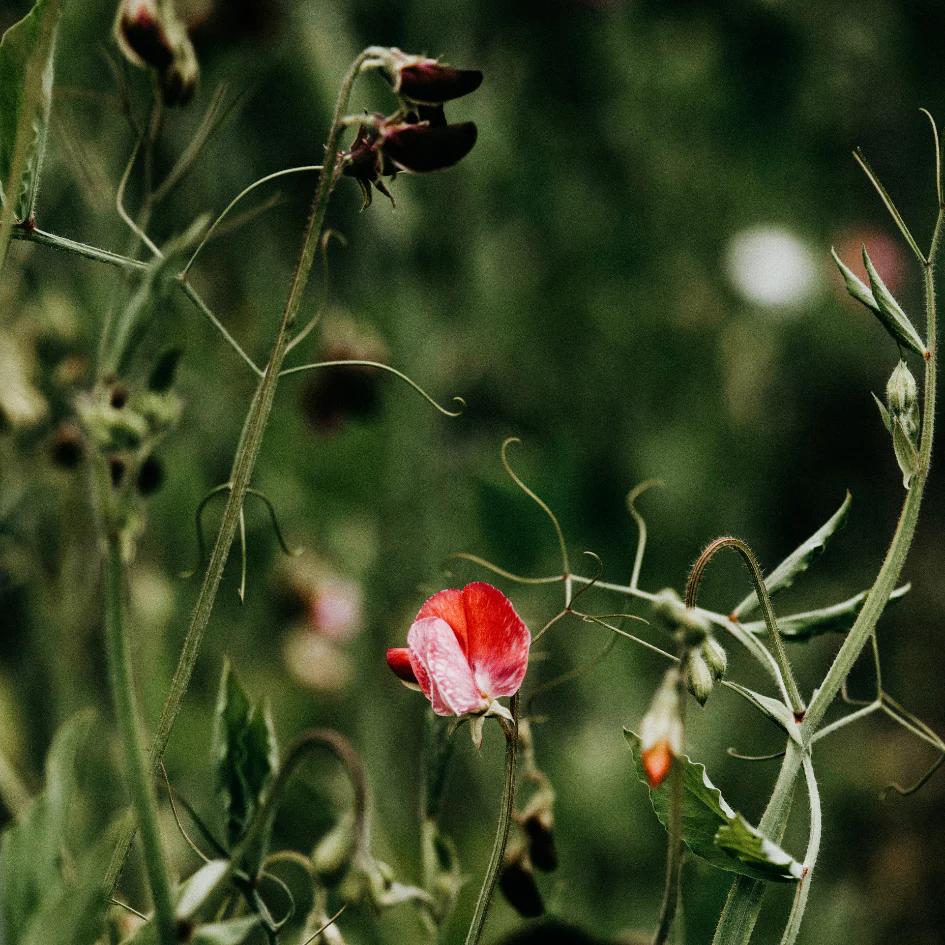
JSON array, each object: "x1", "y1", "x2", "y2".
[{"x1": 0, "y1": 2, "x2": 943, "y2": 945}]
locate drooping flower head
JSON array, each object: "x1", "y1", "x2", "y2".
[{"x1": 386, "y1": 582, "x2": 530, "y2": 718}]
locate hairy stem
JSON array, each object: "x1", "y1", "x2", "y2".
[
  {"x1": 464, "y1": 695, "x2": 520, "y2": 945},
  {"x1": 104, "y1": 46, "x2": 377, "y2": 895},
  {"x1": 686, "y1": 537, "x2": 804, "y2": 716},
  {"x1": 103, "y1": 529, "x2": 176, "y2": 945},
  {"x1": 712, "y1": 206, "x2": 942, "y2": 945}
]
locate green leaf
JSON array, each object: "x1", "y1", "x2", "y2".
[
  {"x1": 732, "y1": 492, "x2": 852, "y2": 619},
  {"x1": 624, "y1": 731, "x2": 799, "y2": 883},
  {"x1": 722, "y1": 683, "x2": 801, "y2": 744},
  {"x1": 0, "y1": 711, "x2": 92, "y2": 944},
  {"x1": 892, "y1": 415, "x2": 920, "y2": 489},
  {"x1": 831, "y1": 247, "x2": 880, "y2": 314},
  {"x1": 872, "y1": 392, "x2": 892, "y2": 434},
  {"x1": 148, "y1": 347, "x2": 184, "y2": 393},
  {"x1": 212, "y1": 660, "x2": 278, "y2": 859},
  {"x1": 861, "y1": 247, "x2": 927, "y2": 355},
  {"x1": 191, "y1": 917, "x2": 261, "y2": 945},
  {"x1": 0, "y1": 0, "x2": 64, "y2": 222},
  {"x1": 714, "y1": 814, "x2": 803, "y2": 882},
  {"x1": 176, "y1": 859, "x2": 230, "y2": 921},
  {"x1": 742, "y1": 584, "x2": 910, "y2": 641}
]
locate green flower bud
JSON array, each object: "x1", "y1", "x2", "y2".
[
  {"x1": 685, "y1": 652, "x2": 715, "y2": 707},
  {"x1": 886, "y1": 359, "x2": 918, "y2": 418},
  {"x1": 312, "y1": 811, "x2": 357, "y2": 887},
  {"x1": 701, "y1": 636, "x2": 728, "y2": 681}
]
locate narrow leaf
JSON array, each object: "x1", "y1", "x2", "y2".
[
  {"x1": 733, "y1": 492, "x2": 852, "y2": 619},
  {"x1": 862, "y1": 247, "x2": 926, "y2": 355},
  {"x1": 872, "y1": 392, "x2": 892, "y2": 434},
  {"x1": 722, "y1": 682, "x2": 802, "y2": 743},
  {"x1": 831, "y1": 248, "x2": 880, "y2": 314},
  {"x1": 624, "y1": 731, "x2": 799, "y2": 883},
  {"x1": 714, "y1": 814, "x2": 804, "y2": 882},
  {"x1": 892, "y1": 415, "x2": 920, "y2": 489},
  {"x1": 191, "y1": 917, "x2": 261, "y2": 945},
  {"x1": 176, "y1": 859, "x2": 230, "y2": 921},
  {"x1": 742, "y1": 584, "x2": 910, "y2": 641},
  {"x1": 0, "y1": 0, "x2": 64, "y2": 222}
]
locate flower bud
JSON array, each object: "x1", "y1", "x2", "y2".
[
  {"x1": 650, "y1": 588, "x2": 711, "y2": 645},
  {"x1": 701, "y1": 636, "x2": 728, "y2": 681},
  {"x1": 522, "y1": 809, "x2": 557, "y2": 873},
  {"x1": 114, "y1": 0, "x2": 174, "y2": 71},
  {"x1": 685, "y1": 652, "x2": 715, "y2": 707},
  {"x1": 380, "y1": 120, "x2": 478, "y2": 174},
  {"x1": 498, "y1": 854, "x2": 544, "y2": 918},
  {"x1": 639, "y1": 669, "x2": 683, "y2": 788},
  {"x1": 886, "y1": 359, "x2": 918, "y2": 417}
]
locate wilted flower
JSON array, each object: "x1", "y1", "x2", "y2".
[{"x1": 386, "y1": 582, "x2": 530, "y2": 719}]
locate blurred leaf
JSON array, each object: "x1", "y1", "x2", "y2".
[
  {"x1": 714, "y1": 813, "x2": 803, "y2": 882},
  {"x1": 732, "y1": 492, "x2": 851, "y2": 619},
  {"x1": 176, "y1": 858, "x2": 230, "y2": 921},
  {"x1": 624, "y1": 731, "x2": 799, "y2": 883},
  {"x1": 191, "y1": 917, "x2": 260, "y2": 945},
  {"x1": 0, "y1": 0, "x2": 64, "y2": 222},
  {"x1": 741, "y1": 584, "x2": 910, "y2": 641},
  {"x1": 0, "y1": 710, "x2": 111, "y2": 945},
  {"x1": 861, "y1": 247, "x2": 926, "y2": 355},
  {"x1": 212, "y1": 659, "x2": 278, "y2": 862},
  {"x1": 148, "y1": 347, "x2": 184, "y2": 393}
]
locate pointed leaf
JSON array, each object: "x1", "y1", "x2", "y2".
[
  {"x1": 624, "y1": 731, "x2": 799, "y2": 883},
  {"x1": 176, "y1": 859, "x2": 230, "y2": 921},
  {"x1": 0, "y1": 0, "x2": 64, "y2": 222},
  {"x1": 722, "y1": 683, "x2": 802, "y2": 744},
  {"x1": 742, "y1": 584, "x2": 910, "y2": 641},
  {"x1": 714, "y1": 814, "x2": 803, "y2": 882},
  {"x1": 892, "y1": 415, "x2": 920, "y2": 489},
  {"x1": 191, "y1": 917, "x2": 261, "y2": 945},
  {"x1": 861, "y1": 247, "x2": 926, "y2": 355},
  {"x1": 872, "y1": 392, "x2": 892, "y2": 433},
  {"x1": 831, "y1": 248, "x2": 880, "y2": 313},
  {"x1": 211, "y1": 660, "x2": 278, "y2": 855},
  {"x1": 732, "y1": 492, "x2": 852, "y2": 619}
]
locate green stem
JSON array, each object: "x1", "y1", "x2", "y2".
[
  {"x1": 102, "y1": 528, "x2": 177, "y2": 945},
  {"x1": 464, "y1": 695, "x2": 520, "y2": 945},
  {"x1": 686, "y1": 537, "x2": 804, "y2": 716},
  {"x1": 712, "y1": 206, "x2": 942, "y2": 945},
  {"x1": 104, "y1": 47, "x2": 377, "y2": 896}
]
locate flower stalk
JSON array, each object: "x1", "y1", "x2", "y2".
[{"x1": 464, "y1": 694, "x2": 520, "y2": 945}]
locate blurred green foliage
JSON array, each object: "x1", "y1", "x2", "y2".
[{"x1": 2, "y1": 0, "x2": 945, "y2": 942}]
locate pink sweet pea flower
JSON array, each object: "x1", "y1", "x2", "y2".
[{"x1": 386, "y1": 582, "x2": 530, "y2": 718}]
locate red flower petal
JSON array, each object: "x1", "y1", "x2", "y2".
[
  {"x1": 461, "y1": 582, "x2": 530, "y2": 699},
  {"x1": 385, "y1": 647, "x2": 417, "y2": 684},
  {"x1": 417, "y1": 588, "x2": 469, "y2": 653},
  {"x1": 407, "y1": 617, "x2": 487, "y2": 716}
]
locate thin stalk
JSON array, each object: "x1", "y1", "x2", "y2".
[
  {"x1": 712, "y1": 206, "x2": 942, "y2": 945},
  {"x1": 102, "y1": 530, "x2": 176, "y2": 945},
  {"x1": 104, "y1": 46, "x2": 378, "y2": 895},
  {"x1": 686, "y1": 537, "x2": 804, "y2": 717},
  {"x1": 464, "y1": 694, "x2": 519, "y2": 945},
  {"x1": 653, "y1": 659, "x2": 687, "y2": 945}
]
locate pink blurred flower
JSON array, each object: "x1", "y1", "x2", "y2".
[
  {"x1": 386, "y1": 582, "x2": 530, "y2": 718},
  {"x1": 833, "y1": 228, "x2": 907, "y2": 297}
]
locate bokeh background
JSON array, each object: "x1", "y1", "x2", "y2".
[{"x1": 2, "y1": 0, "x2": 945, "y2": 942}]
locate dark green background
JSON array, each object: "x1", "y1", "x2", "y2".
[{"x1": 2, "y1": 1, "x2": 944, "y2": 942}]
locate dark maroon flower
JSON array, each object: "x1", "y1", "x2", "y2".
[
  {"x1": 523, "y1": 812, "x2": 558, "y2": 873},
  {"x1": 381, "y1": 121, "x2": 477, "y2": 173},
  {"x1": 115, "y1": 0, "x2": 174, "y2": 71},
  {"x1": 499, "y1": 857, "x2": 545, "y2": 918},
  {"x1": 393, "y1": 58, "x2": 483, "y2": 105}
]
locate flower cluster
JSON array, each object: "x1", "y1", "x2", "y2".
[{"x1": 341, "y1": 50, "x2": 483, "y2": 208}]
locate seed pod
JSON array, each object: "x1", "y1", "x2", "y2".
[{"x1": 650, "y1": 588, "x2": 711, "y2": 645}]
